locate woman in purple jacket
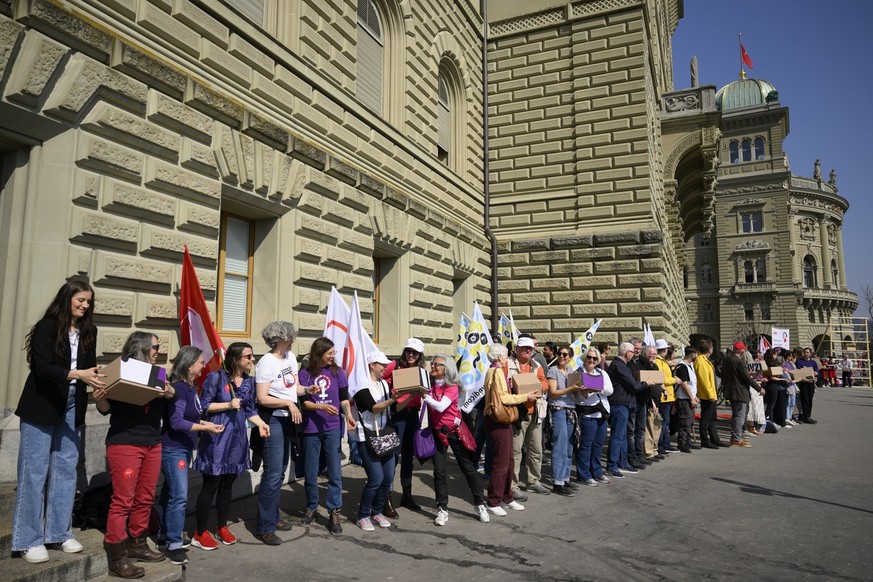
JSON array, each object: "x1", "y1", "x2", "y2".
[
  {"x1": 156, "y1": 346, "x2": 223, "y2": 565},
  {"x1": 298, "y1": 337, "x2": 355, "y2": 535},
  {"x1": 192, "y1": 342, "x2": 270, "y2": 550}
]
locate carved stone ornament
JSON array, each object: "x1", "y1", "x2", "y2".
[
  {"x1": 665, "y1": 93, "x2": 700, "y2": 112},
  {"x1": 735, "y1": 240, "x2": 771, "y2": 251},
  {"x1": 827, "y1": 223, "x2": 836, "y2": 245},
  {"x1": 735, "y1": 198, "x2": 764, "y2": 206},
  {"x1": 800, "y1": 217, "x2": 816, "y2": 241}
]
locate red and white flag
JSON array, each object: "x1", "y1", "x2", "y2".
[
  {"x1": 758, "y1": 335, "x2": 771, "y2": 356},
  {"x1": 346, "y1": 291, "x2": 378, "y2": 398},
  {"x1": 180, "y1": 245, "x2": 225, "y2": 389},
  {"x1": 741, "y1": 44, "x2": 753, "y2": 68},
  {"x1": 323, "y1": 286, "x2": 351, "y2": 368}
]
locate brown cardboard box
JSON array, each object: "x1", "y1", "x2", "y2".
[
  {"x1": 765, "y1": 366, "x2": 784, "y2": 377},
  {"x1": 790, "y1": 368, "x2": 816, "y2": 382},
  {"x1": 392, "y1": 366, "x2": 430, "y2": 393},
  {"x1": 639, "y1": 370, "x2": 665, "y2": 385},
  {"x1": 512, "y1": 372, "x2": 542, "y2": 394},
  {"x1": 102, "y1": 356, "x2": 166, "y2": 406}
]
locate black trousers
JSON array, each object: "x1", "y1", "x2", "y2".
[
  {"x1": 763, "y1": 382, "x2": 780, "y2": 420},
  {"x1": 772, "y1": 390, "x2": 788, "y2": 426},
  {"x1": 798, "y1": 381, "x2": 816, "y2": 421},
  {"x1": 843, "y1": 370, "x2": 853, "y2": 388},
  {"x1": 699, "y1": 399, "x2": 721, "y2": 445},
  {"x1": 432, "y1": 431, "x2": 485, "y2": 509},
  {"x1": 675, "y1": 399, "x2": 694, "y2": 449},
  {"x1": 196, "y1": 473, "x2": 238, "y2": 532}
]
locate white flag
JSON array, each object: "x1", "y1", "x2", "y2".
[
  {"x1": 346, "y1": 291, "x2": 378, "y2": 398},
  {"x1": 455, "y1": 312, "x2": 471, "y2": 361},
  {"x1": 459, "y1": 302, "x2": 494, "y2": 412},
  {"x1": 323, "y1": 286, "x2": 351, "y2": 368},
  {"x1": 570, "y1": 319, "x2": 603, "y2": 371}
]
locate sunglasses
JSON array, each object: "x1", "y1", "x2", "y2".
[
  {"x1": 558, "y1": 353, "x2": 571, "y2": 357},
  {"x1": 151, "y1": 344, "x2": 160, "y2": 352},
  {"x1": 242, "y1": 354, "x2": 255, "y2": 360},
  {"x1": 431, "y1": 362, "x2": 445, "y2": 367},
  {"x1": 585, "y1": 355, "x2": 598, "y2": 360}
]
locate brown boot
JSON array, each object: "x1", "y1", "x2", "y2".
[
  {"x1": 127, "y1": 534, "x2": 165, "y2": 562},
  {"x1": 104, "y1": 540, "x2": 145, "y2": 579},
  {"x1": 382, "y1": 494, "x2": 398, "y2": 519}
]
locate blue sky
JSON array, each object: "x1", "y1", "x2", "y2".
[{"x1": 671, "y1": 1, "x2": 873, "y2": 315}]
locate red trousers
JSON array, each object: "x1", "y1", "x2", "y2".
[
  {"x1": 105, "y1": 443, "x2": 162, "y2": 543},
  {"x1": 485, "y1": 417, "x2": 516, "y2": 507}
]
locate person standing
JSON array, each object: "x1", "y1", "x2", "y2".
[
  {"x1": 546, "y1": 345, "x2": 582, "y2": 497},
  {"x1": 795, "y1": 347, "x2": 819, "y2": 424},
  {"x1": 721, "y1": 342, "x2": 762, "y2": 447},
  {"x1": 694, "y1": 340, "x2": 727, "y2": 449},
  {"x1": 840, "y1": 354, "x2": 854, "y2": 388},
  {"x1": 575, "y1": 347, "x2": 614, "y2": 486},
  {"x1": 653, "y1": 339, "x2": 677, "y2": 455},
  {"x1": 13, "y1": 279, "x2": 102, "y2": 564},
  {"x1": 508, "y1": 336, "x2": 550, "y2": 498},
  {"x1": 673, "y1": 347, "x2": 699, "y2": 453},
  {"x1": 606, "y1": 342, "x2": 648, "y2": 478}
]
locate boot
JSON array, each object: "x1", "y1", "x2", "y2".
[
  {"x1": 127, "y1": 534, "x2": 166, "y2": 562},
  {"x1": 104, "y1": 540, "x2": 145, "y2": 579},
  {"x1": 400, "y1": 486, "x2": 421, "y2": 511},
  {"x1": 382, "y1": 494, "x2": 398, "y2": 519}
]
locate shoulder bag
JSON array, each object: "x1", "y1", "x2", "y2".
[
  {"x1": 360, "y1": 380, "x2": 401, "y2": 458},
  {"x1": 414, "y1": 402, "x2": 437, "y2": 462},
  {"x1": 485, "y1": 372, "x2": 519, "y2": 424}
]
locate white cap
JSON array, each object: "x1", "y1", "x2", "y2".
[
  {"x1": 404, "y1": 338, "x2": 425, "y2": 354},
  {"x1": 366, "y1": 350, "x2": 391, "y2": 365},
  {"x1": 516, "y1": 337, "x2": 535, "y2": 348},
  {"x1": 654, "y1": 339, "x2": 670, "y2": 350}
]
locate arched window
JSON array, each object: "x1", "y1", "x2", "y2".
[
  {"x1": 754, "y1": 136, "x2": 765, "y2": 160},
  {"x1": 729, "y1": 141, "x2": 739, "y2": 164},
  {"x1": 808, "y1": 309, "x2": 815, "y2": 323},
  {"x1": 831, "y1": 259, "x2": 839, "y2": 286},
  {"x1": 437, "y1": 71, "x2": 450, "y2": 165},
  {"x1": 755, "y1": 258, "x2": 766, "y2": 282},
  {"x1": 700, "y1": 264, "x2": 713, "y2": 285},
  {"x1": 357, "y1": 0, "x2": 383, "y2": 114},
  {"x1": 803, "y1": 255, "x2": 817, "y2": 288},
  {"x1": 741, "y1": 211, "x2": 762, "y2": 233},
  {"x1": 744, "y1": 260, "x2": 754, "y2": 283},
  {"x1": 741, "y1": 138, "x2": 752, "y2": 162}
]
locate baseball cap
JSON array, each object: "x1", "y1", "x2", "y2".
[
  {"x1": 366, "y1": 351, "x2": 391, "y2": 365},
  {"x1": 404, "y1": 338, "x2": 425, "y2": 354},
  {"x1": 516, "y1": 337, "x2": 535, "y2": 349},
  {"x1": 733, "y1": 341, "x2": 747, "y2": 351}
]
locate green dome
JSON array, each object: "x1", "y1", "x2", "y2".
[{"x1": 715, "y1": 78, "x2": 779, "y2": 111}]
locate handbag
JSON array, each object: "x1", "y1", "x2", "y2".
[
  {"x1": 414, "y1": 402, "x2": 437, "y2": 462},
  {"x1": 486, "y1": 388, "x2": 519, "y2": 424},
  {"x1": 456, "y1": 420, "x2": 477, "y2": 452},
  {"x1": 361, "y1": 396, "x2": 401, "y2": 458}
]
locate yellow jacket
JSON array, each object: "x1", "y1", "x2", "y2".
[
  {"x1": 694, "y1": 354, "x2": 717, "y2": 400},
  {"x1": 655, "y1": 356, "x2": 675, "y2": 403}
]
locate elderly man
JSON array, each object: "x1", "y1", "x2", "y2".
[
  {"x1": 653, "y1": 339, "x2": 678, "y2": 455},
  {"x1": 721, "y1": 342, "x2": 762, "y2": 447},
  {"x1": 641, "y1": 345, "x2": 666, "y2": 461},
  {"x1": 626, "y1": 339, "x2": 649, "y2": 469},
  {"x1": 606, "y1": 342, "x2": 648, "y2": 478},
  {"x1": 508, "y1": 335, "x2": 550, "y2": 498}
]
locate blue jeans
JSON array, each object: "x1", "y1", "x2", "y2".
[
  {"x1": 303, "y1": 429, "x2": 343, "y2": 511},
  {"x1": 786, "y1": 392, "x2": 797, "y2": 420},
  {"x1": 576, "y1": 416, "x2": 607, "y2": 481},
  {"x1": 157, "y1": 447, "x2": 192, "y2": 550},
  {"x1": 549, "y1": 408, "x2": 574, "y2": 485},
  {"x1": 389, "y1": 407, "x2": 417, "y2": 489},
  {"x1": 358, "y1": 441, "x2": 396, "y2": 519},
  {"x1": 658, "y1": 403, "x2": 673, "y2": 453},
  {"x1": 607, "y1": 405, "x2": 629, "y2": 472},
  {"x1": 257, "y1": 416, "x2": 292, "y2": 535},
  {"x1": 13, "y1": 386, "x2": 79, "y2": 551}
]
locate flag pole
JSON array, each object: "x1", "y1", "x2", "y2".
[{"x1": 738, "y1": 32, "x2": 743, "y2": 79}]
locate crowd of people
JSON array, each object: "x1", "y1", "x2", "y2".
[{"x1": 11, "y1": 279, "x2": 837, "y2": 576}]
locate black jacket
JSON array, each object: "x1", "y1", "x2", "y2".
[
  {"x1": 720, "y1": 352, "x2": 760, "y2": 403},
  {"x1": 607, "y1": 357, "x2": 647, "y2": 409},
  {"x1": 15, "y1": 319, "x2": 97, "y2": 426}
]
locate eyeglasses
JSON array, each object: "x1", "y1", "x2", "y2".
[
  {"x1": 242, "y1": 354, "x2": 255, "y2": 360},
  {"x1": 431, "y1": 362, "x2": 445, "y2": 367},
  {"x1": 151, "y1": 344, "x2": 160, "y2": 352},
  {"x1": 585, "y1": 355, "x2": 598, "y2": 361},
  {"x1": 558, "y1": 353, "x2": 571, "y2": 358}
]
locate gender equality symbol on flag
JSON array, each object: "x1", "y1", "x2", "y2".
[
  {"x1": 180, "y1": 245, "x2": 225, "y2": 390},
  {"x1": 322, "y1": 286, "x2": 377, "y2": 398}
]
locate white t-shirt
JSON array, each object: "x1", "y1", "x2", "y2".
[
  {"x1": 255, "y1": 352, "x2": 299, "y2": 417},
  {"x1": 69, "y1": 331, "x2": 79, "y2": 388},
  {"x1": 351, "y1": 379, "x2": 391, "y2": 443}
]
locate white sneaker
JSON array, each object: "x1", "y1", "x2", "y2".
[
  {"x1": 434, "y1": 507, "x2": 449, "y2": 526},
  {"x1": 506, "y1": 500, "x2": 525, "y2": 511},
  {"x1": 22, "y1": 545, "x2": 49, "y2": 563},
  {"x1": 60, "y1": 538, "x2": 83, "y2": 554},
  {"x1": 486, "y1": 505, "x2": 507, "y2": 517},
  {"x1": 476, "y1": 504, "x2": 490, "y2": 523}
]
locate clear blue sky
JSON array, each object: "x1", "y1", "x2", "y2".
[{"x1": 671, "y1": 0, "x2": 873, "y2": 316}]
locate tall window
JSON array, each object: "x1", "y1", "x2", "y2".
[
  {"x1": 744, "y1": 304, "x2": 754, "y2": 321},
  {"x1": 744, "y1": 260, "x2": 754, "y2": 283},
  {"x1": 700, "y1": 264, "x2": 713, "y2": 285},
  {"x1": 729, "y1": 140, "x2": 739, "y2": 164},
  {"x1": 755, "y1": 258, "x2": 766, "y2": 282},
  {"x1": 742, "y1": 211, "x2": 762, "y2": 233},
  {"x1": 754, "y1": 136, "x2": 765, "y2": 160},
  {"x1": 437, "y1": 71, "x2": 450, "y2": 165},
  {"x1": 760, "y1": 302, "x2": 771, "y2": 320},
  {"x1": 702, "y1": 303, "x2": 713, "y2": 323},
  {"x1": 803, "y1": 255, "x2": 817, "y2": 288},
  {"x1": 741, "y1": 138, "x2": 752, "y2": 162},
  {"x1": 218, "y1": 214, "x2": 254, "y2": 335},
  {"x1": 698, "y1": 234, "x2": 711, "y2": 247},
  {"x1": 357, "y1": 0, "x2": 383, "y2": 114}
]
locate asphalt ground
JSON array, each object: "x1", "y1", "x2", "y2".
[{"x1": 182, "y1": 386, "x2": 873, "y2": 581}]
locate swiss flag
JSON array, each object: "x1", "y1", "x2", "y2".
[
  {"x1": 180, "y1": 245, "x2": 225, "y2": 390},
  {"x1": 741, "y1": 44, "x2": 753, "y2": 68}
]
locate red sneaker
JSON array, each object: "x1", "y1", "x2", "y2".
[
  {"x1": 192, "y1": 530, "x2": 219, "y2": 551},
  {"x1": 215, "y1": 526, "x2": 237, "y2": 546}
]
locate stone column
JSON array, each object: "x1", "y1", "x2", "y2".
[
  {"x1": 820, "y1": 218, "x2": 832, "y2": 287},
  {"x1": 788, "y1": 212, "x2": 801, "y2": 282},
  {"x1": 836, "y1": 226, "x2": 847, "y2": 289}
]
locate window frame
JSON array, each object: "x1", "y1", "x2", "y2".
[{"x1": 217, "y1": 212, "x2": 255, "y2": 337}]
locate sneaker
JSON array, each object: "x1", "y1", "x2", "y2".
[
  {"x1": 255, "y1": 532, "x2": 282, "y2": 546},
  {"x1": 510, "y1": 488, "x2": 528, "y2": 502},
  {"x1": 192, "y1": 530, "x2": 219, "y2": 551},
  {"x1": 552, "y1": 484, "x2": 575, "y2": 497},
  {"x1": 582, "y1": 478, "x2": 599, "y2": 487},
  {"x1": 487, "y1": 505, "x2": 507, "y2": 517},
  {"x1": 434, "y1": 507, "x2": 449, "y2": 526},
  {"x1": 371, "y1": 514, "x2": 392, "y2": 528},
  {"x1": 356, "y1": 517, "x2": 375, "y2": 532},
  {"x1": 60, "y1": 538, "x2": 84, "y2": 554},
  {"x1": 156, "y1": 537, "x2": 167, "y2": 551},
  {"x1": 476, "y1": 504, "x2": 490, "y2": 523},
  {"x1": 594, "y1": 475, "x2": 611, "y2": 484},
  {"x1": 215, "y1": 526, "x2": 237, "y2": 546},
  {"x1": 506, "y1": 500, "x2": 525, "y2": 511},
  {"x1": 165, "y1": 547, "x2": 188, "y2": 565},
  {"x1": 608, "y1": 469, "x2": 625, "y2": 479},
  {"x1": 276, "y1": 519, "x2": 294, "y2": 532},
  {"x1": 565, "y1": 480, "x2": 580, "y2": 491},
  {"x1": 300, "y1": 509, "x2": 317, "y2": 525},
  {"x1": 327, "y1": 509, "x2": 343, "y2": 534},
  {"x1": 21, "y1": 545, "x2": 49, "y2": 564},
  {"x1": 527, "y1": 482, "x2": 551, "y2": 495},
  {"x1": 621, "y1": 465, "x2": 639, "y2": 474}
]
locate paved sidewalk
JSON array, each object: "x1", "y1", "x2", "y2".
[{"x1": 183, "y1": 387, "x2": 873, "y2": 581}]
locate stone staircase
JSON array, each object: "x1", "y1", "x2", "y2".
[{"x1": 1, "y1": 483, "x2": 184, "y2": 582}]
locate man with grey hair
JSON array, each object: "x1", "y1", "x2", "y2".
[
  {"x1": 508, "y1": 335, "x2": 549, "y2": 498},
  {"x1": 606, "y1": 342, "x2": 648, "y2": 478}
]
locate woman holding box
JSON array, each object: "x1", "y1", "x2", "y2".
[
  {"x1": 575, "y1": 347, "x2": 614, "y2": 486},
  {"x1": 547, "y1": 345, "x2": 582, "y2": 496},
  {"x1": 13, "y1": 279, "x2": 102, "y2": 564},
  {"x1": 156, "y1": 346, "x2": 224, "y2": 565},
  {"x1": 93, "y1": 331, "x2": 175, "y2": 579},
  {"x1": 192, "y1": 342, "x2": 270, "y2": 550}
]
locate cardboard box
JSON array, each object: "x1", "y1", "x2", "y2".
[
  {"x1": 102, "y1": 356, "x2": 167, "y2": 406},
  {"x1": 790, "y1": 368, "x2": 816, "y2": 382},
  {"x1": 639, "y1": 369, "x2": 665, "y2": 385},
  {"x1": 765, "y1": 366, "x2": 784, "y2": 377},
  {"x1": 392, "y1": 366, "x2": 430, "y2": 393},
  {"x1": 566, "y1": 372, "x2": 582, "y2": 390},
  {"x1": 581, "y1": 371, "x2": 605, "y2": 391},
  {"x1": 512, "y1": 372, "x2": 542, "y2": 394}
]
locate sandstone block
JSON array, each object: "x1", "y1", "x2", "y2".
[
  {"x1": 201, "y1": 40, "x2": 250, "y2": 85},
  {"x1": 570, "y1": 275, "x2": 616, "y2": 289},
  {"x1": 594, "y1": 260, "x2": 639, "y2": 274},
  {"x1": 147, "y1": 92, "x2": 212, "y2": 143},
  {"x1": 92, "y1": 250, "x2": 174, "y2": 289},
  {"x1": 77, "y1": 134, "x2": 144, "y2": 181},
  {"x1": 188, "y1": 82, "x2": 244, "y2": 127},
  {"x1": 550, "y1": 290, "x2": 594, "y2": 304},
  {"x1": 114, "y1": 45, "x2": 186, "y2": 99},
  {"x1": 172, "y1": 1, "x2": 229, "y2": 47},
  {"x1": 137, "y1": 293, "x2": 179, "y2": 323},
  {"x1": 178, "y1": 203, "x2": 219, "y2": 236},
  {"x1": 103, "y1": 180, "x2": 177, "y2": 225},
  {"x1": 4, "y1": 29, "x2": 66, "y2": 107},
  {"x1": 141, "y1": 225, "x2": 217, "y2": 261},
  {"x1": 70, "y1": 207, "x2": 139, "y2": 250},
  {"x1": 144, "y1": 158, "x2": 221, "y2": 206},
  {"x1": 180, "y1": 139, "x2": 219, "y2": 177},
  {"x1": 94, "y1": 292, "x2": 135, "y2": 317},
  {"x1": 83, "y1": 103, "x2": 180, "y2": 161},
  {"x1": 22, "y1": 0, "x2": 112, "y2": 58}
]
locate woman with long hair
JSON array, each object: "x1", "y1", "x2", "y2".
[
  {"x1": 351, "y1": 351, "x2": 396, "y2": 531},
  {"x1": 575, "y1": 347, "x2": 614, "y2": 486},
  {"x1": 423, "y1": 354, "x2": 490, "y2": 525},
  {"x1": 547, "y1": 345, "x2": 582, "y2": 496},
  {"x1": 298, "y1": 337, "x2": 355, "y2": 535},
  {"x1": 93, "y1": 331, "x2": 174, "y2": 578},
  {"x1": 13, "y1": 279, "x2": 102, "y2": 564},
  {"x1": 156, "y1": 346, "x2": 223, "y2": 565},
  {"x1": 192, "y1": 342, "x2": 270, "y2": 550}
]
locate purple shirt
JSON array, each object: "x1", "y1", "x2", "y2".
[
  {"x1": 298, "y1": 366, "x2": 348, "y2": 434},
  {"x1": 162, "y1": 380, "x2": 202, "y2": 450},
  {"x1": 796, "y1": 358, "x2": 820, "y2": 374}
]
